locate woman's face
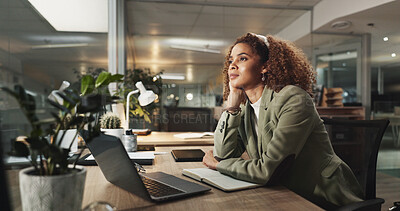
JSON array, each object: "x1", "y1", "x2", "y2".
[{"x1": 228, "y1": 43, "x2": 265, "y2": 90}]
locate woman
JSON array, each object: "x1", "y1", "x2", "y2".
[{"x1": 202, "y1": 33, "x2": 364, "y2": 209}]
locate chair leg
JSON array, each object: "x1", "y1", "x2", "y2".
[{"x1": 394, "y1": 125, "x2": 400, "y2": 147}]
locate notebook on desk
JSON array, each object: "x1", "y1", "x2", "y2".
[
  {"x1": 84, "y1": 134, "x2": 210, "y2": 202},
  {"x1": 171, "y1": 149, "x2": 205, "y2": 162},
  {"x1": 183, "y1": 168, "x2": 261, "y2": 192}
]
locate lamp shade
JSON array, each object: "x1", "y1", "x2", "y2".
[
  {"x1": 125, "y1": 81, "x2": 157, "y2": 129},
  {"x1": 136, "y1": 81, "x2": 156, "y2": 106}
]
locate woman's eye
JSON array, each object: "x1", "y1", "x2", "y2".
[
  {"x1": 239, "y1": 57, "x2": 247, "y2": 61},
  {"x1": 228, "y1": 60, "x2": 233, "y2": 64}
]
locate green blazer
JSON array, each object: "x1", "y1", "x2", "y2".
[{"x1": 214, "y1": 85, "x2": 363, "y2": 208}]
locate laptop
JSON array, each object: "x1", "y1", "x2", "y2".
[{"x1": 84, "y1": 134, "x2": 210, "y2": 201}]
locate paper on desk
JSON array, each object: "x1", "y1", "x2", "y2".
[
  {"x1": 173, "y1": 132, "x2": 214, "y2": 139},
  {"x1": 6, "y1": 156, "x2": 38, "y2": 164},
  {"x1": 85, "y1": 151, "x2": 155, "y2": 160},
  {"x1": 6, "y1": 152, "x2": 76, "y2": 165}
]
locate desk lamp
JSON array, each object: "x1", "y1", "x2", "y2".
[{"x1": 125, "y1": 81, "x2": 156, "y2": 129}]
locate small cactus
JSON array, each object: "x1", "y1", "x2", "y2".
[{"x1": 100, "y1": 112, "x2": 122, "y2": 129}]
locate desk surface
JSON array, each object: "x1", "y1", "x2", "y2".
[
  {"x1": 373, "y1": 113, "x2": 400, "y2": 124},
  {"x1": 138, "y1": 132, "x2": 214, "y2": 146},
  {"x1": 7, "y1": 146, "x2": 322, "y2": 210}
]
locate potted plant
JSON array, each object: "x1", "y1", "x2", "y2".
[
  {"x1": 2, "y1": 71, "x2": 123, "y2": 211},
  {"x1": 3, "y1": 85, "x2": 89, "y2": 211},
  {"x1": 100, "y1": 112, "x2": 124, "y2": 140}
]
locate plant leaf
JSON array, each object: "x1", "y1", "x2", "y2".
[
  {"x1": 143, "y1": 113, "x2": 151, "y2": 123},
  {"x1": 27, "y1": 137, "x2": 47, "y2": 151},
  {"x1": 95, "y1": 72, "x2": 111, "y2": 88},
  {"x1": 55, "y1": 92, "x2": 77, "y2": 107},
  {"x1": 25, "y1": 93, "x2": 36, "y2": 112},
  {"x1": 69, "y1": 115, "x2": 85, "y2": 127},
  {"x1": 0, "y1": 87, "x2": 17, "y2": 99},
  {"x1": 47, "y1": 99, "x2": 70, "y2": 114},
  {"x1": 81, "y1": 75, "x2": 95, "y2": 95},
  {"x1": 63, "y1": 89, "x2": 80, "y2": 102},
  {"x1": 14, "y1": 85, "x2": 28, "y2": 102},
  {"x1": 109, "y1": 74, "x2": 124, "y2": 83},
  {"x1": 50, "y1": 112, "x2": 62, "y2": 124}
]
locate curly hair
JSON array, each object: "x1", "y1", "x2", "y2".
[{"x1": 222, "y1": 33, "x2": 316, "y2": 102}]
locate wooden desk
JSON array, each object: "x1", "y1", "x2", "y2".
[
  {"x1": 317, "y1": 106, "x2": 365, "y2": 120},
  {"x1": 376, "y1": 172, "x2": 400, "y2": 210},
  {"x1": 373, "y1": 113, "x2": 400, "y2": 147},
  {"x1": 138, "y1": 132, "x2": 214, "y2": 146},
  {"x1": 7, "y1": 146, "x2": 322, "y2": 210}
]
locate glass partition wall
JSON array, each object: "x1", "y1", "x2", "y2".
[
  {"x1": 126, "y1": 1, "x2": 314, "y2": 131},
  {"x1": 312, "y1": 34, "x2": 362, "y2": 104},
  {"x1": 0, "y1": 0, "x2": 315, "y2": 142},
  {"x1": 0, "y1": 0, "x2": 108, "y2": 153}
]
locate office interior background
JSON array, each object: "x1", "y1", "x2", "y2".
[{"x1": 1, "y1": 0, "x2": 400, "y2": 202}]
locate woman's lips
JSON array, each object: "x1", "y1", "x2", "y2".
[{"x1": 229, "y1": 74, "x2": 239, "y2": 79}]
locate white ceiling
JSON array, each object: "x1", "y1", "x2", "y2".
[
  {"x1": 0, "y1": 0, "x2": 399, "y2": 89},
  {"x1": 127, "y1": 0, "x2": 315, "y2": 84},
  {"x1": 312, "y1": 0, "x2": 400, "y2": 68}
]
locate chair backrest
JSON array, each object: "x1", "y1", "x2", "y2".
[
  {"x1": 0, "y1": 141, "x2": 11, "y2": 211},
  {"x1": 322, "y1": 118, "x2": 389, "y2": 200}
]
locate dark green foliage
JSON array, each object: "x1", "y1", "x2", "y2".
[{"x1": 1, "y1": 71, "x2": 123, "y2": 176}]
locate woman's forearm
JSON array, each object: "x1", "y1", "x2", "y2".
[{"x1": 213, "y1": 111, "x2": 244, "y2": 159}]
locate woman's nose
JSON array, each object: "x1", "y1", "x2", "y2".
[{"x1": 229, "y1": 62, "x2": 237, "y2": 70}]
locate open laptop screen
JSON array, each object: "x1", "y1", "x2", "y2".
[{"x1": 84, "y1": 134, "x2": 151, "y2": 200}]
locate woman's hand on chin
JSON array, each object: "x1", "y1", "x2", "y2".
[
  {"x1": 227, "y1": 82, "x2": 245, "y2": 108},
  {"x1": 202, "y1": 150, "x2": 219, "y2": 170}
]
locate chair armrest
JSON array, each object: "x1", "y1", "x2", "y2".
[{"x1": 335, "y1": 198, "x2": 384, "y2": 211}]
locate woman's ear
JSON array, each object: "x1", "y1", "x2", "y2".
[{"x1": 261, "y1": 64, "x2": 268, "y2": 74}]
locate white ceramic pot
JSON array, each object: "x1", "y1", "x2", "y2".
[
  {"x1": 19, "y1": 165, "x2": 86, "y2": 211},
  {"x1": 101, "y1": 128, "x2": 124, "y2": 141}
]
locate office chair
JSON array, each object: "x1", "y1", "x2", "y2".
[{"x1": 322, "y1": 118, "x2": 390, "y2": 211}]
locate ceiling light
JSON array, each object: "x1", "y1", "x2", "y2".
[
  {"x1": 168, "y1": 38, "x2": 224, "y2": 46},
  {"x1": 186, "y1": 93, "x2": 193, "y2": 101},
  {"x1": 170, "y1": 45, "x2": 221, "y2": 54},
  {"x1": 318, "y1": 51, "x2": 357, "y2": 62},
  {"x1": 28, "y1": 0, "x2": 107, "y2": 33},
  {"x1": 31, "y1": 43, "x2": 89, "y2": 49},
  {"x1": 330, "y1": 21, "x2": 352, "y2": 30},
  {"x1": 391, "y1": 53, "x2": 396, "y2": 57},
  {"x1": 383, "y1": 37, "x2": 389, "y2": 42},
  {"x1": 160, "y1": 73, "x2": 185, "y2": 80}
]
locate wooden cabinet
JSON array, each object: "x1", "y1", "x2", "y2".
[
  {"x1": 318, "y1": 107, "x2": 366, "y2": 175},
  {"x1": 317, "y1": 106, "x2": 365, "y2": 120}
]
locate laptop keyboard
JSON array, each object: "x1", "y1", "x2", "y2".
[{"x1": 141, "y1": 176, "x2": 184, "y2": 197}]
